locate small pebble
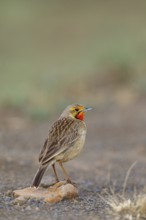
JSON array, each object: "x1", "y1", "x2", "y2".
[{"x1": 25, "y1": 205, "x2": 32, "y2": 211}]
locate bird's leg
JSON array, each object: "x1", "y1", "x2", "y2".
[
  {"x1": 52, "y1": 164, "x2": 59, "y2": 182},
  {"x1": 58, "y1": 161, "x2": 72, "y2": 183}
]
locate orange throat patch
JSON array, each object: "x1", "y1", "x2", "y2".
[{"x1": 76, "y1": 112, "x2": 84, "y2": 121}]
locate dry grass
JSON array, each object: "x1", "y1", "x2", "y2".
[
  {"x1": 99, "y1": 162, "x2": 146, "y2": 220},
  {"x1": 100, "y1": 192, "x2": 146, "y2": 220}
]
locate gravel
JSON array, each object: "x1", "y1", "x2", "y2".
[{"x1": 0, "y1": 102, "x2": 146, "y2": 219}]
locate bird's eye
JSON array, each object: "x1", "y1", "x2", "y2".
[{"x1": 75, "y1": 108, "x2": 79, "y2": 111}]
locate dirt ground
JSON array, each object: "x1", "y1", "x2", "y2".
[{"x1": 0, "y1": 100, "x2": 146, "y2": 220}]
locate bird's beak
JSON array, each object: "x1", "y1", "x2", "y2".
[{"x1": 83, "y1": 107, "x2": 92, "y2": 112}]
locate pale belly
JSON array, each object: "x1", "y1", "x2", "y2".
[{"x1": 56, "y1": 129, "x2": 86, "y2": 162}]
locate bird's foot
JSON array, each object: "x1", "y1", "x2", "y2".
[{"x1": 66, "y1": 179, "x2": 76, "y2": 186}]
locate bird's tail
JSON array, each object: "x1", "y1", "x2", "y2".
[{"x1": 31, "y1": 165, "x2": 48, "y2": 188}]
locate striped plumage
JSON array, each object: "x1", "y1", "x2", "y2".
[{"x1": 31, "y1": 104, "x2": 92, "y2": 188}]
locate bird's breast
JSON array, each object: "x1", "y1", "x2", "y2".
[{"x1": 58, "y1": 125, "x2": 87, "y2": 162}]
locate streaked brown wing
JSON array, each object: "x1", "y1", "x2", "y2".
[
  {"x1": 39, "y1": 138, "x2": 48, "y2": 162},
  {"x1": 40, "y1": 117, "x2": 80, "y2": 166}
]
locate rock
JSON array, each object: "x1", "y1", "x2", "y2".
[
  {"x1": 13, "y1": 196, "x2": 28, "y2": 205},
  {"x1": 13, "y1": 181, "x2": 78, "y2": 203}
]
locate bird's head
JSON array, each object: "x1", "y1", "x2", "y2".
[{"x1": 60, "y1": 104, "x2": 92, "y2": 121}]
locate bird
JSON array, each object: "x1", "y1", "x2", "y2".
[{"x1": 31, "y1": 104, "x2": 92, "y2": 188}]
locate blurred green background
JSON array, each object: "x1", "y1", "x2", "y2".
[{"x1": 0, "y1": 0, "x2": 146, "y2": 118}]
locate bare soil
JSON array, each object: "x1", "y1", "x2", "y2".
[{"x1": 0, "y1": 100, "x2": 146, "y2": 220}]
